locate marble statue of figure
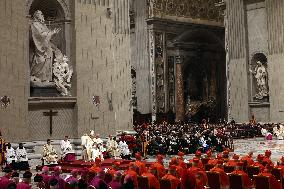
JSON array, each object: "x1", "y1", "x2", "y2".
[
  {"x1": 53, "y1": 54, "x2": 73, "y2": 96},
  {"x1": 249, "y1": 61, "x2": 269, "y2": 99},
  {"x1": 30, "y1": 10, "x2": 61, "y2": 83}
]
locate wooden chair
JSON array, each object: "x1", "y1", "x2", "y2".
[
  {"x1": 202, "y1": 158, "x2": 210, "y2": 165},
  {"x1": 254, "y1": 175, "x2": 270, "y2": 189},
  {"x1": 206, "y1": 171, "x2": 221, "y2": 189},
  {"x1": 229, "y1": 174, "x2": 244, "y2": 189},
  {"x1": 271, "y1": 168, "x2": 282, "y2": 181},
  {"x1": 224, "y1": 166, "x2": 234, "y2": 173},
  {"x1": 187, "y1": 162, "x2": 192, "y2": 168},
  {"x1": 137, "y1": 176, "x2": 150, "y2": 189},
  {"x1": 205, "y1": 164, "x2": 215, "y2": 171},
  {"x1": 241, "y1": 160, "x2": 248, "y2": 172},
  {"x1": 247, "y1": 166, "x2": 260, "y2": 179},
  {"x1": 159, "y1": 179, "x2": 172, "y2": 189}
]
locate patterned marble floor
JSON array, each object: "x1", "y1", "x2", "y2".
[{"x1": 233, "y1": 137, "x2": 284, "y2": 164}]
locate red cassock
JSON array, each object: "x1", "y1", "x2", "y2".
[
  {"x1": 134, "y1": 160, "x2": 147, "y2": 175},
  {"x1": 0, "y1": 176, "x2": 12, "y2": 189},
  {"x1": 161, "y1": 174, "x2": 181, "y2": 189},
  {"x1": 275, "y1": 165, "x2": 284, "y2": 176},
  {"x1": 210, "y1": 167, "x2": 229, "y2": 186},
  {"x1": 258, "y1": 173, "x2": 281, "y2": 189},
  {"x1": 252, "y1": 162, "x2": 265, "y2": 172},
  {"x1": 182, "y1": 169, "x2": 196, "y2": 189},
  {"x1": 16, "y1": 182, "x2": 31, "y2": 189},
  {"x1": 225, "y1": 160, "x2": 238, "y2": 167},
  {"x1": 89, "y1": 165, "x2": 102, "y2": 173},
  {"x1": 125, "y1": 169, "x2": 138, "y2": 188},
  {"x1": 231, "y1": 170, "x2": 253, "y2": 188},
  {"x1": 152, "y1": 162, "x2": 166, "y2": 178},
  {"x1": 263, "y1": 157, "x2": 274, "y2": 166},
  {"x1": 142, "y1": 172, "x2": 160, "y2": 189},
  {"x1": 107, "y1": 168, "x2": 116, "y2": 177},
  {"x1": 40, "y1": 173, "x2": 50, "y2": 187},
  {"x1": 179, "y1": 160, "x2": 187, "y2": 169},
  {"x1": 186, "y1": 167, "x2": 208, "y2": 189},
  {"x1": 207, "y1": 159, "x2": 218, "y2": 166},
  {"x1": 189, "y1": 159, "x2": 204, "y2": 169},
  {"x1": 175, "y1": 165, "x2": 187, "y2": 179},
  {"x1": 240, "y1": 156, "x2": 254, "y2": 166}
]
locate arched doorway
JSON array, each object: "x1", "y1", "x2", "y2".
[{"x1": 173, "y1": 29, "x2": 226, "y2": 123}]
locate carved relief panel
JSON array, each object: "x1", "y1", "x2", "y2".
[
  {"x1": 167, "y1": 56, "x2": 175, "y2": 112},
  {"x1": 155, "y1": 32, "x2": 166, "y2": 113},
  {"x1": 148, "y1": 0, "x2": 223, "y2": 22}
]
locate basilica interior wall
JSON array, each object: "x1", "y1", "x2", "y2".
[
  {"x1": 74, "y1": 0, "x2": 132, "y2": 137},
  {"x1": 0, "y1": 0, "x2": 29, "y2": 141},
  {"x1": 265, "y1": 0, "x2": 284, "y2": 122}
]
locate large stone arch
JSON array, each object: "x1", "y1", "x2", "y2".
[
  {"x1": 171, "y1": 28, "x2": 226, "y2": 122},
  {"x1": 172, "y1": 29, "x2": 225, "y2": 49}
]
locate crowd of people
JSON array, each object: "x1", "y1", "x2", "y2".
[{"x1": 1, "y1": 150, "x2": 283, "y2": 189}]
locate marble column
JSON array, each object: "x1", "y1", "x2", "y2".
[{"x1": 175, "y1": 55, "x2": 185, "y2": 122}]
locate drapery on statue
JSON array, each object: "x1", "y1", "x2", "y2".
[
  {"x1": 30, "y1": 10, "x2": 73, "y2": 96},
  {"x1": 249, "y1": 61, "x2": 269, "y2": 100}
]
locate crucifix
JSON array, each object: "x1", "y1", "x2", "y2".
[{"x1": 43, "y1": 110, "x2": 58, "y2": 136}]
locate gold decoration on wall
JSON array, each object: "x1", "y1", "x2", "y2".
[{"x1": 149, "y1": 0, "x2": 223, "y2": 22}]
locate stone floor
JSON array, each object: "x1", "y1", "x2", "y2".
[{"x1": 233, "y1": 137, "x2": 284, "y2": 163}]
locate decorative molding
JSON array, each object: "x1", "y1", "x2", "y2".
[
  {"x1": 167, "y1": 56, "x2": 175, "y2": 112},
  {"x1": 155, "y1": 32, "x2": 165, "y2": 113},
  {"x1": 149, "y1": 29, "x2": 156, "y2": 119},
  {"x1": 148, "y1": 0, "x2": 224, "y2": 23}
]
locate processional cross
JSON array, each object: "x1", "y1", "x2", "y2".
[{"x1": 43, "y1": 110, "x2": 58, "y2": 136}]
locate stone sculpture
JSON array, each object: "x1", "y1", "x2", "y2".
[
  {"x1": 249, "y1": 61, "x2": 269, "y2": 100},
  {"x1": 30, "y1": 10, "x2": 73, "y2": 96},
  {"x1": 53, "y1": 54, "x2": 73, "y2": 96}
]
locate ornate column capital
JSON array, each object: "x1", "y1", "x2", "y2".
[{"x1": 175, "y1": 55, "x2": 185, "y2": 64}]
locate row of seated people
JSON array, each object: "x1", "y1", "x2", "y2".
[{"x1": 1, "y1": 150, "x2": 283, "y2": 189}]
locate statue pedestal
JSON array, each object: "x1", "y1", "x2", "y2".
[
  {"x1": 30, "y1": 86, "x2": 59, "y2": 97},
  {"x1": 30, "y1": 81, "x2": 59, "y2": 97}
]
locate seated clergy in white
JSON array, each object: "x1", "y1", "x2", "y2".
[
  {"x1": 60, "y1": 136, "x2": 73, "y2": 155},
  {"x1": 273, "y1": 124, "x2": 284, "y2": 140},
  {"x1": 5, "y1": 143, "x2": 16, "y2": 168},
  {"x1": 118, "y1": 140, "x2": 130, "y2": 159},
  {"x1": 106, "y1": 135, "x2": 120, "y2": 158},
  {"x1": 92, "y1": 143, "x2": 104, "y2": 161},
  {"x1": 43, "y1": 139, "x2": 58, "y2": 164},
  {"x1": 16, "y1": 143, "x2": 29, "y2": 170}
]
